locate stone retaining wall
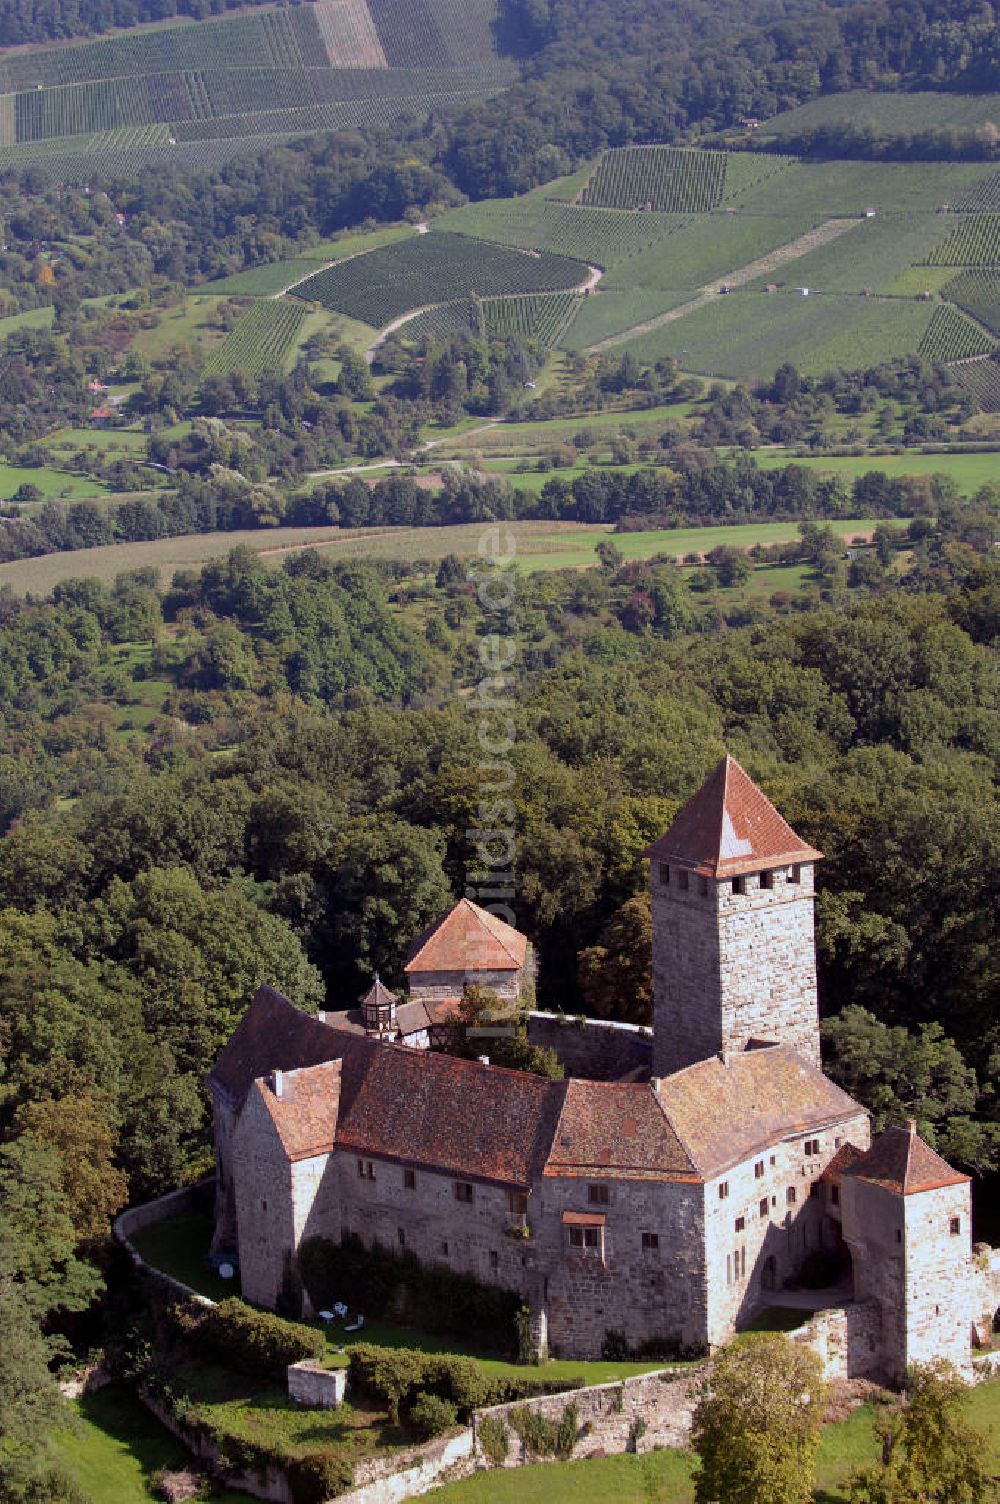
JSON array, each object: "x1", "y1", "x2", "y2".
[
  {"x1": 114, "y1": 1178, "x2": 218, "y2": 1307},
  {"x1": 338, "y1": 1431, "x2": 475, "y2": 1503}
]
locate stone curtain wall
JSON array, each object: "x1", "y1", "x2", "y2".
[
  {"x1": 114, "y1": 1178, "x2": 218, "y2": 1307},
  {"x1": 526, "y1": 1013, "x2": 652, "y2": 1081}
]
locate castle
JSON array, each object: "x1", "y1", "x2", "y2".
[{"x1": 208, "y1": 757, "x2": 998, "y2": 1379}]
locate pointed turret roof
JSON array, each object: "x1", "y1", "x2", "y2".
[
  {"x1": 405, "y1": 899, "x2": 527, "y2": 974},
  {"x1": 360, "y1": 975, "x2": 397, "y2": 1011},
  {"x1": 644, "y1": 755, "x2": 822, "y2": 878},
  {"x1": 844, "y1": 1120, "x2": 969, "y2": 1196}
]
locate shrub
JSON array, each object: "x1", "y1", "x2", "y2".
[
  {"x1": 299, "y1": 1235, "x2": 521, "y2": 1354},
  {"x1": 285, "y1": 1449, "x2": 355, "y2": 1504},
  {"x1": 477, "y1": 1413, "x2": 509, "y2": 1465},
  {"x1": 347, "y1": 1344, "x2": 581, "y2": 1422},
  {"x1": 508, "y1": 1401, "x2": 580, "y2": 1459},
  {"x1": 194, "y1": 1298, "x2": 323, "y2": 1377},
  {"x1": 408, "y1": 1391, "x2": 459, "y2": 1438}
]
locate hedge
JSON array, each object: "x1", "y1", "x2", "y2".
[
  {"x1": 193, "y1": 1298, "x2": 324, "y2": 1377},
  {"x1": 298, "y1": 1234, "x2": 521, "y2": 1354},
  {"x1": 347, "y1": 1343, "x2": 582, "y2": 1423},
  {"x1": 408, "y1": 1391, "x2": 459, "y2": 1438}
]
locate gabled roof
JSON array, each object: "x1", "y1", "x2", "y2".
[
  {"x1": 643, "y1": 755, "x2": 822, "y2": 878},
  {"x1": 844, "y1": 1122, "x2": 969, "y2": 1196},
  {"x1": 405, "y1": 899, "x2": 527, "y2": 974},
  {"x1": 209, "y1": 986, "x2": 345, "y2": 1107},
  {"x1": 820, "y1": 1141, "x2": 865, "y2": 1184},
  {"x1": 545, "y1": 1079, "x2": 698, "y2": 1182},
  {"x1": 654, "y1": 1044, "x2": 863, "y2": 1179},
  {"x1": 254, "y1": 1061, "x2": 342, "y2": 1162}
]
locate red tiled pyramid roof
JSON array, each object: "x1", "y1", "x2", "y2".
[
  {"x1": 844, "y1": 1121, "x2": 969, "y2": 1195},
  {"x1": 643, "y1": 755, "x2": 822, "y2": 878},
  {"x1": 360, "y1": 976, "x2": 397, "y2": 1010},
  {"x1": 545, "y1": 1079, "x2": 699, "y2": 1181},
  {"x1": 654, "y1": 1045, "x2": 862, "y2": 1178},
  {"x1": 405, "y1": 899, "x2": 527, "y2": 974}
]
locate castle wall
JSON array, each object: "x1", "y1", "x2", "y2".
[
  {"x1": 703, "y1": 1112, "x2": 869, "y2": 1347},
  {"x1": 652, "y1": 862, "x2": 820, "y2": 1077},
  {"x1": 841, "y1": 1177, "x2": 907, "y2": 1381},
  {"x1": 210, "y1": 1088, "x2": 239, "y2": 1254},
  {"x1": 525, "y1": 1013, "x2": 652, "y2": 1081},
  {"x1": 903, "y1": 1181, "x2": 974, "y2": 1376},
  {"x1": 233, "y1": 1090, "x2": 297, "y2": 1308}
]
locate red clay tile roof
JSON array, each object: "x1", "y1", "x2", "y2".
[
  {"x1": 654, "y1": 1045, "x2": 863, "y2": 1178},
  {"x1": 844, "y1": 1122, "x2": 969, "y2": 1195},
  {"x1": 209, "y1": 986, "x2": 346, "y2": 1106},
  {"x1": 545, "y1": 1080, "x2": 699, "y2": 1181},
  {"x1": 405, "y1": 900, "x2": 527, "y2": 974},
  {"x1": 644, "y1": 755, "x2": 822, "y2": 878},
  {"x1": 820, "y1": 1141, "x2": 865, "y2": 1183},
  {"x1": 333, "y1": 1033, "x2": 564, "y2": 1188},
  {"x1": 255, "y1": 1061, "x2": 342, "y2": 1161},
  {"x1": 394, "y1": 1000, "x2": 431, "y2": 1036}
]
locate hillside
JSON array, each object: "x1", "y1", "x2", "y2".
[{"x1": 0, "y1": 0, "x2": 514, "y2": 181}]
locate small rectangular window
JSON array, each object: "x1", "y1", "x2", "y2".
[
  {"x1": 718, "y1": 1181, "x2": 729, "y2": 1200},
  {"x1": 508, "y1": 1191, "x2": 528, "y2": 1215},
  {"x1": 950, "y1": 1217, "x2": 961, "y2": 1236},
  {"x1": 835, "y1": 1137, "x2": 843, "y2": 1148},
  {"x1": 659, "y1": 861, "x2": 670, "y2": 886},
  {"x1": 397, "y1": 1227, "x2": 405, "y2": 1246},
  {"x1": 726, "y1": 1253, "x2": 732, "y2": 1285},
  {"x1": 734, "y1": 1216, "x2": 745, "y2": 1233},
  {"x1": 678, "y1": 869, "x2": 689, "y2": 892},
  {"x1": 740, "y1": 1247, "x2": 746, "y2": 1279},
  {"x1": 732, "y1": 875, "x2": 746, "y2": 895},
  {"x1": 489, "y1": 1250, "x2": 499, "y2": 1269},
  {"x1": 403, "y1": 1168, "x2": 416, "y2": 1190},
  {"x1": 754, "y1": 1160, "x2": 764, "y2": 1179},
  {"x1": 810, "y1": 1182, "x2": 820, "y2": 1198},
  {"x1": 699, "y1": 875, "x2": 709, "y2": 896},
  {"x1": 804, "y1": 1139, "x2": 820, "y2": 1156},
  {"x1": 786, "y1": 1186, "x2": 797, "y2": 1205},
  {"x1": 261, "y1": 1198, "x2": 267, "y2": 1212},
  {"x1": 770, "y1": 1155, "x2": 776, "y2": 1166},
  {"x1": 788, "y1": 864, "x2": 801, "y2": 884},
  {"x1": 357, "y1": 1158, "x2": 375, "y2": 1179},
  {"x1": 441, "y1": 1240, "x2": 449, "y2": 1256},
  {"x1": 895, "y1": 1228, "x2": 902, "y2": 1244},
  {"x1": 588, "y1": 1184, "x2": 610, "y2": 1206},
  {"x1": 454, "y1": 1181, "x2": 474, "y2": 1203},
  {"x1": 831, "y1": 1186, "x2": 840, "y2": 1207},
  {"x1": 568, "y1": 1226, "x2": 601, "y2": 1250},
  {"x1": 760, "y1": 870, "x2": 774, "y2": 890},
  {"x1": 641, "y1": 1231, "x2": 659, "y2": 1251}
]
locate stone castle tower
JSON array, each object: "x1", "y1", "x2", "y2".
[{"x1": 645, "y1": 756, "x2": 823, "y2": 1078}]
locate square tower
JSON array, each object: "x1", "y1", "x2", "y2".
[
  {"x1": 645, "y1": 756, "x2": 822, "y2": 1078},
  {"x1": 841, "y1": 1122, "x2": 974, "y2": 1382}
]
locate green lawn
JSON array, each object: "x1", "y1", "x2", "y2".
[
  {"x1": 131, "y1": 1210, "x2": 236, "y2": 1302},
  {"x1": 0, "y1": 460, "x2": 108, "y2": 501},
  {"x1": 51, "y1": 1384, "x2": 257, "y2": 1504},
  {"x1": 516, "y1": 517, "x2": 886, "y2": 572},
  {"x1": 747, "y1": 446, "x2": 1000, "y2": 494}
]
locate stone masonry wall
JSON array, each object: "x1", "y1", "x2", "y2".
[
  {"x1": 233, "y1": 1087, "x2": 297, "y2": 1309},
  {"x1": 652, "y1": 861, "x2": 820, "y2": 1077},
  {"x1": 703, "y1": 1111, "x2": 870, "y2": 1346},
  {"x1": 407, "y1": 969, "x2": 521, "y2": 1004},
  {"x1": 287, "y1": 1362, "x2": 347, "y2": 1408},
  {"x1": 903, "y1": 1180, "x2": 975, "y2": 1376},
  {"x1": 526, "y1": 1014, "x2": 652, "y2": 1082},
  {"x1": 842, "y1": 1176, "x2": 907, "y2": 1382}
]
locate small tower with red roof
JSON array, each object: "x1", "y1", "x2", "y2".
[
  {"x1": 841, "y1": 1121, "x2": 975, "y2": 1381},
  {"x1": 645, "y1": 755, "x2": 822, "y2": 1077}
]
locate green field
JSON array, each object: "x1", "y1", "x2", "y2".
[
  {"x1": 0, "y1": 461, "x2": 108, "y2": 501},
  {"x1": 560, "y1": 288, "x2": 698, "y2": 349},
  {"x1": 600, "y1": 211, "x2": 817, "y2": 291},
  {"x1": 760, "y1": 90, "x2": 1000, "y2": 137},
  {"x1": 291, "y1": 232, "x2": 588, "y2": 328},
  {"x1": 514, "y1": 518, "x2": 884, "y2": 572},
  {"x1": 619, "y1": 290, "x2": 934, "y2": 378},
  {"x1": 748, "y1": 447, "x2": 1000, "y2": 492}
]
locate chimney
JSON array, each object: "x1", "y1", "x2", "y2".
[
  {"x1": 478, "y1": 1055, "x2": 490, "y2": 1066},
  {"x1": 317, "y1": 1010, "x2": 327, "y2": 1024},
  {"x1": 273, "y1": 1069, "x2": 283, "y2": 1099}
]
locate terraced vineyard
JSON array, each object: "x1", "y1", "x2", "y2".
[
  {"x1": 437, "y1": 198, "x2": 691, "y2": 266},
  {"x1": 291, "y1": 233, "x2": 587, "y2": 327},
  {"x1": 581, "y1": 146, "x2": 727, "y2": 212},
  {"x1": 481, "y1": 291, "x2": 581, "y2": 343},
  {"x1": 942, "y1": 270, "x2": 1000, "y2": 335},
  {"x1": 204, "y1": 299, "x2": 307, "y2": 376},
  {"x1": 955, "y1": 171, "x2": 1000, "y2": 212},
  {"x1": 953, "y1": 354, "x2": 1000, "y2": 411},
  {"x1": 918, "y1": 303, "x2": 995, "y2": 360},
  {"x1": 0, "y1": 0, "x2": 514, "y2": 175},
  {"x1": 395, "y1": 301, "x2": 478, "y2": 342},
  {"x1": 922, "y1": 215, "x2": 1000, "y2": 266}
]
